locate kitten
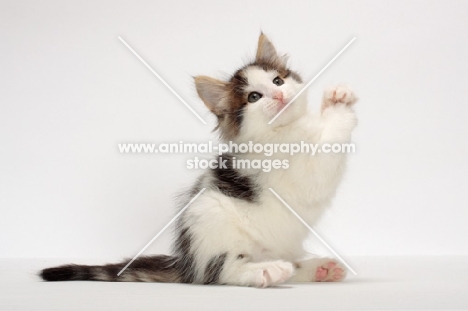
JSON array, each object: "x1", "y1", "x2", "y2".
[{"x1": 40, "y1": 33, "x2": 358, "y2": 287}]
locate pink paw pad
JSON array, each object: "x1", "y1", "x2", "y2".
[
  {"x1": 315, "y1": 261, "x2": 346, "y2": 282},
  {"x1": 315, "y1": 267, "x2": 327, "y2": 281}
]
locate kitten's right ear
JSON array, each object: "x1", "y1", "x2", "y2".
[{"x1": 195, "y1": 76, "x2": 228, "y2": 115}]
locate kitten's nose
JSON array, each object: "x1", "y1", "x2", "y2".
[{"x1": 273, "y1": 92, "x2": 284, "y2": 103}]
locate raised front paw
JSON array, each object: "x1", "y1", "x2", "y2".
[{"x1": 321, "y1": 85, "x2": 358, "y2": 112}]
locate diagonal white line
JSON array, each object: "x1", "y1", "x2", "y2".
[
  {"x1": 268, "y1": 37, "x2": 356, "y2": 124},
  {"x1": 268, "y1": 188, "x2": 357, "y2": 275},
  {"x1": 117, "y1": 188, "x2": 206, "y2": 276},
  {"x1": 118, "y1": 36, "x2": 207, "y2": 125}
]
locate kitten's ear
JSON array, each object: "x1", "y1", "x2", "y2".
[
  {"x1": 195, "y1": 76, "x2": 228, "y2": 114},
  {"x1": 256, "y1": 33, "x2": 283, "y2": 65}
]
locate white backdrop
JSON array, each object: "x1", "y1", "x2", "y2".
[{"x1": 1, "y1": 0, "x2": 467, "y2": 260}]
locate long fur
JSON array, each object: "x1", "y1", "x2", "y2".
[{"x1": 40, "y1": 33, "x2": 357, "y2": 287}]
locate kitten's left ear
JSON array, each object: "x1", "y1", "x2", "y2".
[
  {"x1": 195, "y1": 76, "x2": 228, "y2": 115},
  {"x1": 256, "y1": 33, "x2": 285, "y2": 66}
]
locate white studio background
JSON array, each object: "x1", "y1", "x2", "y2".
[{"x1": 1, "y1": 0, "x2": 467, "y2": 262}]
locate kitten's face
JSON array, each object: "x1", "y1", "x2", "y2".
[{"x1": 196, "y1": 34, "x2": 307, "y2": 141}]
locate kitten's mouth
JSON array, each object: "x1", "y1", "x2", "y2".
[{"x1": 275, "y1": 99, "x2": 287, "y2": 112}]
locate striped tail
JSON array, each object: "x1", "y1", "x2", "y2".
[{"x1": 39, "y1": 255, "x2": 182, "y2": 282}]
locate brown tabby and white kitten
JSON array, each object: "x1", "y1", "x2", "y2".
[{"x1": 40, "y1": 33, "x2": 358, "y2": 287}]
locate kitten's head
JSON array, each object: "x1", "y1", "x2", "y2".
[{"x1": 195, "y1": 33, "x2": 307, "y2": 142}]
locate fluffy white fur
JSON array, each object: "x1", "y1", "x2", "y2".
[
  {"x1": 185, "y1": 64, "x2": 358, "y2": 286},
  {"x1": 39, "y1": 34, "x2": 357, "y2": 287}
]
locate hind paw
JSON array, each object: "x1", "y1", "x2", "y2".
[{"x1": 314, "y1": 259, "x2": 347, "y2": 282}]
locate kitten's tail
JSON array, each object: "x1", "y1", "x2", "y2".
[{"x1": 39, "y1": 255, "x2": 182, "y2": 282}]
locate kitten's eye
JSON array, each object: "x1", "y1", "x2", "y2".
[
  {"x1": 247, "y1": 92, "x2": 262, "y2": 103},
  {"x1": 273, "y1": 77, "x2": 284, "y2": 86}
]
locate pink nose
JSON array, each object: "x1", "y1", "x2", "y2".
[{"x1": 273, "y1": 92, "x2": 284, "y2": 102}]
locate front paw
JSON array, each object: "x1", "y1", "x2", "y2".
[{"x1": 321, "y1": 85, "x2": 358, "y2": 112}]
